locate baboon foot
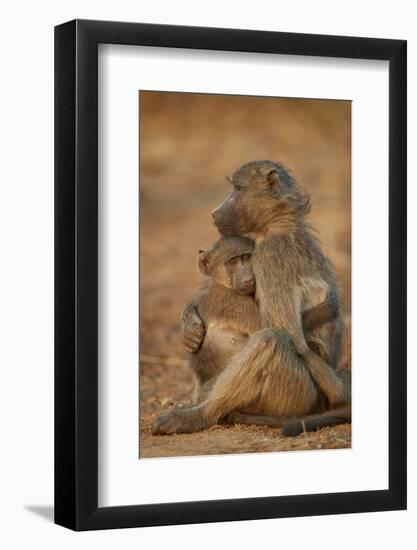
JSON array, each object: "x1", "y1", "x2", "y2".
[{"x1": 152, "y1": 407, "x2": 211, "y2": 435}]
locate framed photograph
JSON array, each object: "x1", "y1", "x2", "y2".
[{"x1": 55, "y1": 19, "x2": 406, "y2": 530}]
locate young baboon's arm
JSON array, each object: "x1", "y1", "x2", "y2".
[
  {"x1": 181, "y1": 294, "x2": 206, "y2": 353},
  {"x1": 302, "y1": 290, "x2": 340, "y2": 332}
]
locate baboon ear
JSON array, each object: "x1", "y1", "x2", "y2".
[
  {"x1": 267, "y1": 169, "x2": 280, "y2": 195},
  {"x1": 198, "y1": 249, "x2": 210, "y2": 276}
]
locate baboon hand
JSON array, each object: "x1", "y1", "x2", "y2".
[{"x1": 181, "y1": 307, "x2": 205, "y2": 352}]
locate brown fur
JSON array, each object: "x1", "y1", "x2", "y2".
[
  {"x1": 188, "y1": 236, "x2": 260, "y2": 398},
  {"x1": 188, "y1": 238, "x2": 340, "y2": 405},
  {"x1": 153, "y1": 161, "x2": 349, "y2": 436}
]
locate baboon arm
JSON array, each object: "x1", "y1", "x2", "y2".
[
  {"x1": 261, "y1": 287, "x2": 345, "y2": 406},
  {"x1": 294, "y1": 337, "x2": 345, "y2": 406},
  {"x1": 289, "y1": 312, "x2": 345, "y2": 405},
  {"x1": 181, "y1": 294, "x2": 206, "y2": 353}
]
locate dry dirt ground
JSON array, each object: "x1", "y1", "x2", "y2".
[{"x1": 139, "y1": 92, "x2": 351, "y2": 458}]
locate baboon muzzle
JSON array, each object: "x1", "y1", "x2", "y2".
[{"x1": 211, "y1": 201, "x2": 239, "y2": 236}]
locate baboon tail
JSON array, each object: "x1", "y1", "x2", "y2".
[{"x1": 281, "y1": 405, "x2": 351, "y2": 437}]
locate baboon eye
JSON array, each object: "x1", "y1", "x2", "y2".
[
  {"x1": 233, "y1": 180, "x2": 243, "y2": 191},
  {"x1": 227, "y1": 257, "x2": 238, "y2": 266}
]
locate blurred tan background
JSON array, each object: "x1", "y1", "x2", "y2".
[{"x1": 139, "y1": 91, "x2": 351, "y2": 458}]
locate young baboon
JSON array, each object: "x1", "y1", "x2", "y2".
[
  {"x1": 186, "y1": 236, "x2": 260, "y2": 403},
  {"x1": 153, "y1": 160, "x2": 348, "y2": 436}
]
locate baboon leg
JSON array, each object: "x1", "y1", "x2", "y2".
[
  {"x1": 224, "y1": 371, "x2": 351, "y2": 431},
  {"x1": 201, "y1": 329, "x2": 318, "y2": 422},
  {"x1": 281, "y1": 405, "x2": 351, "y2": 437},
  {"x1": 152, "y1": 329, "x2": 318, "y2": 435}
]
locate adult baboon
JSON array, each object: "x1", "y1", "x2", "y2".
[{"x1": 153, "y1": 160, "x2": 349, "y2": 436}]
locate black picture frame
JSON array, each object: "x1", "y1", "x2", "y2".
[{"x1": 55, "y1": 19, "x2": 407, "y2": 531}]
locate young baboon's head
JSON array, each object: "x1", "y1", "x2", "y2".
[
  {"x1": 211, "y1": 160, "x2": 310, "y2": 238},
  {"x1": 198, "y1": 236, "x2": 256, "y2": 295}
]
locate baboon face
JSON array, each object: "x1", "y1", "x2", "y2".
[
  {"x1": 211, "y1": 160, "x2": 307, "y2": 237},
  {"x1": 198, "y1": 236, "x2": 256, "y2": 295}
]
